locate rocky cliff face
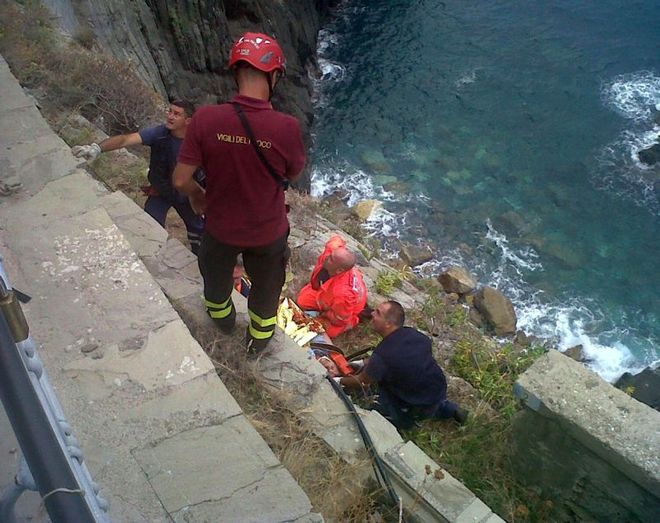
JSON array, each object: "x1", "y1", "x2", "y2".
[{"x1": 43, "y1": 0, "x2": 339, "y2": 188}]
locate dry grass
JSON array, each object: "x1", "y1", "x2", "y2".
[
  {"x1": 0, "y1": 0, "x2": 163, "y2": 135},
  {"x1": 200, "y1": 333, "x2": 394, "y2": 521}
]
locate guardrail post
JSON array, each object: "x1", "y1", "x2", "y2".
[{"x1": 0, "y1": 256, "x2": 108, "y2": 522}]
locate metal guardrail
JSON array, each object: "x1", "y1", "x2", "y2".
[{"x1": 0, "y1": 255, "x2": 110, "y2": 523}]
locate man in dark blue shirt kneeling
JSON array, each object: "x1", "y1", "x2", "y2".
[{"x1": 339, "y1": 300, "x2": 468, "y2": 430}]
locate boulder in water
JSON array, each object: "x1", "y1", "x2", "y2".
[
  {"x1": 399, "y1": 242, "x2": 434, "y2": 267},
  {"x1": 352, "y1": 199, "x2": 382, "y2": 221},
  {"x1": 615, "y1": 366, "x2": 660, "y2": 411},
  {"x1": 438, "y1": 266, "x2": 477, "y2": 295},
  {"x1": 638, "y1": 141, "x2": 660, "y2": 166},
  {"x1": 359, "y1": 149, "x2": 391, "y2": 173},
  {"x1": 473, "y1": 286, "x2": 517, "y2": 335},
  {"x1": 563, "y1": 344, "x2": 585, "y2": 362}
]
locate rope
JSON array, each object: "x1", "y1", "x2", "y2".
[
  {"x1": 41, "y1": 487, "x2": 84, "y2": 502},
  {"x1": 326, "y1": 376, "x2": 405, "y2": 522}
]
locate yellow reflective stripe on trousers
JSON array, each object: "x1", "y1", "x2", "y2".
[
  {"x1": 205, "y1": 297, "x2": 231, "y2": 310},
  {"x1": 249, "y1": 324, "x2": 274, "y2": 340},
  {"x1": 248, "y1": 309, "x2": 277, "y2": 327},
  {"x1": 208, "y1": 308, "x2": 232, "y2": 319},
  {"x1": 205, "y1": 297, "x2": 232, "y2": 319}
]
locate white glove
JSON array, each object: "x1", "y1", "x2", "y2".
[
  {"x1": 71, "y1": 143, "x2": 102, "y2": 161},
  {"x1": 350, "y1": 359, "x2": 365, "y2": 370},
  {"x1": 332, "y1": 376, "x2": 342, "y2": 384}
]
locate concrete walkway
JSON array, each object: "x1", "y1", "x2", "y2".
[{"x1": 0, "y1": 55, "x2": 320, "y2": 522}]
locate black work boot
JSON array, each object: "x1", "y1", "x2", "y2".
[
  {"x1": 245, "y1": 327, "x2": 271, "y2": 356},
  {"x1": 210, "y1": 307, "x2": 236, "y2": 334},
  {"x1": 453, "y1": 407, "x2": 469, "y2": 425}
]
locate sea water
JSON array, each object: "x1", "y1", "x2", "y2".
[{"x1": 311, "y1": 0, "x2": 660, "y2": 381}]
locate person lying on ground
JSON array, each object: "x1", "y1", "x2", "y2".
[
  {"x1": 297, "y1": 235, "x2": 368, "y2": 338},
  {"x1": 337, "y1": 300, "x2": 468, "y2": 430}
]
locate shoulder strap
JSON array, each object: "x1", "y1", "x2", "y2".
[{"x1": 231, "y1": 102, "x2": 289, "y2": 190}]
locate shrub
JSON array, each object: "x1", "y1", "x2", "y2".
[
  {"x1": 73, "y1": 24, "x2": 95, "y2": 49},
  {"x1": 69, "y1": 55, "x2": 164, "y2": 134},
  {"x1": 375, "y1": 270, "x2": 403, "y2": 295},
  {"x1": 0, "y1": 0, "x2": 163, "y2": 135},
  {"x1": 452, "y1": 339, "x2": 546, "y2": 417}
]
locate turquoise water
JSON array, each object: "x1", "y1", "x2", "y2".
[{"x1": 311, "y1": 0, "x2": 660, "y2": 381}]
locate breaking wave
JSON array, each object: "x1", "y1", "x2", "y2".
[{"x1": 596, "y1": 71, "x2": 660, "y2": 215}]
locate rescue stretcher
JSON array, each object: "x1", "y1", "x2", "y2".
[{"x1": 277, "y1": 297, "x2": 367, "y2": 377}]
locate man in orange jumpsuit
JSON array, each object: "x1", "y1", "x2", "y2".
[{"x1": 297, "y1": 235, "x2": 368, "y2": 338}]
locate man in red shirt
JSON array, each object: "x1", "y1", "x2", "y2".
[
  {"x1": 297, "y1": 235, "x2": 368, "y2": 338},
  {"x1": 174, "y1": 33, "x2": 306, "y2": 353}
]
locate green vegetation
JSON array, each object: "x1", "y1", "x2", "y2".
[
  {"x1": 409, "y1": 413, "x2": 553, "y2": 522},
  {"x1": 453, "y1": 339, "x2": 546, "y2": 417},
  {"x1": 411, "y1": 293, "x2": 468, "y2": 336},
  {"x1": 399, "y1": 284, "x2": 549, "y2": 520},
  {"x1": 0, "y1": 0, "x2": 163, "y2": 135},
  {"x1": 357, "y1": 243, "x2": 373, "y2": 261},
  {"x1": 623, "y1": 384, "x2": 636, "y2": 396},
  {"x1": 375, "y1": 270, "x2": 403, "y2": 295},
  {"x1": 375, "y1": 266, "x2": 414, "y2": 296},
  {"x1": 57, "y1": 126, "x2": 95, "y2": 150},
  {"x1": 90, "y1": 153, "x2": 148, "y2": 197}
]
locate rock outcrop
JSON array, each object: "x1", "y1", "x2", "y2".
[
  {"x1": 399, "y1": 242, "x2": 434, "y2": 268},
  {"x1": 638, "y1": 141, "x2": 660, "y2": 166},
  {"x1": 473, "y1": 286, "x2": 517, "y2": 336},
  {"x1": 42, "y1": 0, "x2": 340, "y2": 190},
  {"x1": 438, "y1": 266, "x2": 477, "y2": 295},
  {"x1": 615, "y1": 366, "x2": 660, "y2": 411}
]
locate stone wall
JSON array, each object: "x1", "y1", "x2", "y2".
[{"x1": 512, "y1": 350, "x2": 660, "y2": 521}]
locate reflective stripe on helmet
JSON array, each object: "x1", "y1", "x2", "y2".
[{"x1": 229, "y1": 32, "x2": 286, "y2": 73}]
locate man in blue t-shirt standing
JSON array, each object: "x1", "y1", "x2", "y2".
[
  {"x1": 339, "y1": 300, "x2": 468, "y2": 430},
  {"x1": 72, "y1": 100, "x2": 204, "y2": 254}
]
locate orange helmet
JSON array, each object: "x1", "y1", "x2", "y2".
[{"x1": 229, "y1": 32, "x2": 286, "y2": 74}]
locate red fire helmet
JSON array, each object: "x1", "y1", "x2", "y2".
[{"x1": 229, "y1": 32, "x2": 286, "y2": 74}]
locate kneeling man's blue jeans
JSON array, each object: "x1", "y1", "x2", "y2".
[{"x1": 375, "y1": 388, "x2": 459, "y2": 430}]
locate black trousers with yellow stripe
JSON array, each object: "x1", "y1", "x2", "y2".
[{"x1": 197, "y1": 230, "x2": 289, "y2": 350}]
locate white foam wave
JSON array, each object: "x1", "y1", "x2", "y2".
[
  {"x1": 311, "y1": 161, "x2": 420, "y2": 258},
  {"x1": 485, "y1": 220, "x2": 542, "y2": 277},
  {"x1": 596, "y1": 70, "x2": 660, "y2": 215},
  {"x1": 317, "y1": 28, "x2": 339, "y2": 54},
  {"x1": 455, "y1": 68, "x2": 479, "y2": 89},
  {"x1": 602, "y1": 71, "x2": 660, "y2": 122},
  {"x1": 313, "y1": 3, "x2": 355, "y2": 110},
  {"x1": 595, "y1": 128, "x2": 659, "y2": 215},
  {"x1": 318, "y1": 59, "x2": 346, "y2": 82},
  {"x1": 474, "y1": 223, "x2": 656, "y2": 382},
  {"x1": 363, "y1": 206, "x2": 405, "y2": 244},
  {"x1": 516, "y1": 299, "x2": 657, "y2": 382}
]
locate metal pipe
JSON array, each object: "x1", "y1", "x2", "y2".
[
  {"x1": 0, "y1": 313, "x2": 96, "y2": 523},
  {"x1": 0, "y1": 287, "x2": 29, "y2": 342}
]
